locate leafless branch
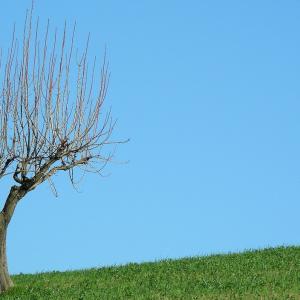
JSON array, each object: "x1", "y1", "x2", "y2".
[{"x1": 0, "y1": 5, "x2": 124, "y2": 193}]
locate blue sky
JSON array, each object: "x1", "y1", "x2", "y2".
[{"x1": 0, "y1": 0, "x2": 300, "y2": 274}]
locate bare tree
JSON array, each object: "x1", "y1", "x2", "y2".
[{"x1": 0, "y1": 5, "x2": 123, "y2": 292}]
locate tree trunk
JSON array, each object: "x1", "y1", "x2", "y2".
[
  {"x1": 0, "y1": 186, "x2": 26, "y2": 293},
  {"x1": 0, "y1": 214, "x2": 13, "y2": 292}
]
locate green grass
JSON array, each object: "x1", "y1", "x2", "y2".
[{"x1": 2, "y1": 246, "x2": 300, "y2": 299}]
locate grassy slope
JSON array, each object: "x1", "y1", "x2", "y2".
[{"x1": 2, "y1": 246, "x2": 300, "y2": 299}]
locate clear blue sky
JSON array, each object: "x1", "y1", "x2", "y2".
[{"x1": 0, "y1": 1, "x2": 299, "y2": 274}]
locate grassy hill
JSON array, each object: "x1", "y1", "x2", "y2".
[{"x1": 2, "y1": 246, "x2": 299, "y2": 299}]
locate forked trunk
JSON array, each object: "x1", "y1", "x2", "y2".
[{"x1": 0, "y1": 215, "x2": 13, "y2": 292}]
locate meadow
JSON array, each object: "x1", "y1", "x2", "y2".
[{"x1": 2, "y1": 246, "x2": 299, "y2": 299}]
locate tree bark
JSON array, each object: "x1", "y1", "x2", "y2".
[
  {"x1": 0, "y1": 214, "x2": 13, "y2": 292},
  {"x1": 0, "y1": 186, "x2": 27, "y2": 292}
]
